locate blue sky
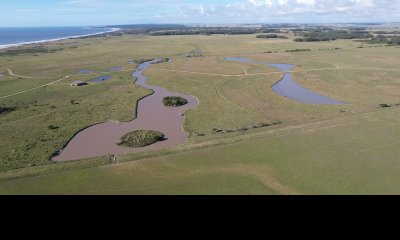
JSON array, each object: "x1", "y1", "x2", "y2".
[{"x1": 1, "y1": 0, "x2": 400, "y2": 27}]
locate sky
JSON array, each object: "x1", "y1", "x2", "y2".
[{"x1": 1, "y1": 0, "x2": 400, "y2": 27}]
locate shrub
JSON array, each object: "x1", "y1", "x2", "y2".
[
  {"x1": 194, "y1": 132, "x2": 206, "y2": 136},
  {"x1": 47, "y1": 125, "x2": 59, "y2": 130},
  {"x1": 156, "y1": 58, "x2": 170, "y2": 63},
  {"x1": 293, "y1": 30, "x2": 371, "y2": 42},
  {"x1": 257, "y1": 34, "x2": 288, "y2": 39},
  {"x1": 0, "y1": 46, "x2": 62, "y2": 56},
  {"x1": 133, "y1": 59, "x2": 155, "y2": 64},
  {"x1": 285, "y1": 49, "x2": 311, "y2": 52},
  {"x1": 0, "y1": 106, "x2": 16, "y2": 115},
  {"x1": 379, "y1": 104, "x2": 392, "y2": 108},
  {"x1": 118, "y1": 130, "x2": 165, "y2": 148},
  {"x1": 163, "y1": 96, "x2": 188, "y2": 107}
]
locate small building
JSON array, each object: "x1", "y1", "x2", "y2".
[{"x1": 71, "y1": 81, "x2": 88, "y2": 87}]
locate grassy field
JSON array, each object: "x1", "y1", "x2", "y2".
[
  {"x1": 1, "y1": 107, "x2": 400, "y2": 194},
  {"x1": 0, "y1": 57, "x2": 152, "y2": 170},
  {"x1": 1, "y1": 33, "x2": 400, "y2": 194}
]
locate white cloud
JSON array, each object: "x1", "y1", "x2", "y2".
[
  {"x1": 296, "y1": 0, "x2": 316, "y2": 5},
  {"x1": 19, "y1": 0, "x2": 400, "y2": 24},
  {"x1": 172, "y1": 0, "x2": 400, "y2": 23}
]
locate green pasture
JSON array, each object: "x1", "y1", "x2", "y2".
[{"x1": 1, "y1": 33, "x2": 400, "y2": 194}]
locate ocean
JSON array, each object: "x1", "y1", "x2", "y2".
[{"x1": 0, "y1": 26, "x2": 117, "y2": 48}]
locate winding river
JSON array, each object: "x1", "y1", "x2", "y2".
[
  {"x1": 54, "y1": 59, "x2": 199, "y2": 161},
  {"x1": 225, "y1": 57, "x2": 346, "y2": 105},
  {"x1": 54, "y1": 57, "x2": 345, "y2": 161}
]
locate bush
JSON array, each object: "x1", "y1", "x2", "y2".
[
  {"x1": 379, "y1": 104, "x2": 392, "y2": 108},
  {"x1": 133, "y1": 59, "x2": 155, "y2": 64},
  {"x1": 256, "y1": 34, "x2": 288, "y2": 39},
  {"x1": 0, "y1": 47, "x2": 62, "y2": 56},
  {"x1": 285, "y1": 49, "x2": 311, "y2": 52},
  {"x1": 293, "y1": 30, "x2": 371, "y2": 42},
  {"x1": 118, "y1": 130, "x2": 165, "y2": 148},
  {"x1": 184, "y1": 49, "x2": 202, "y2": 58},
  {"x1": 211, "y1": 121, "x2": 282, "y2": 134},
  {"x1": 47, "y1": 125, "x2": 59, "y2": 130},
  {"x1": 156, "y1": 58, "x2": 170, "y2": 63},
  {"x1": 163, "y1": 96, "x2": 188, "y2": 107},
  {"x1": 194, "y1": 132, "x2": 206, "y2": 136},
  {"x1": 0, "y1": 106, "x2": 16, "y2": 115}
]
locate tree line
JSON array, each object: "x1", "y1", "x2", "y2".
[
  {"x1": 256, "y1": 34, "x2": 288, "y2": 39},
  {"x1": 294, "y1": 30, "x2": 372, "y2": 42}
]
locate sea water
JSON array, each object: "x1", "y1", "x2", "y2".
[{"x1": 0, "y1": 26, "x2": 115, "y2": 48}]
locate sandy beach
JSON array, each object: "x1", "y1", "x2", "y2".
[{"x1": 0, "y1": 27, "x2": 120, "y2": 50}]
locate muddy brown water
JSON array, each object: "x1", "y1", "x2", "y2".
[
  {"x1": 225, "y1": 57, "x2": 347, "y2": 105},
  {"x1": 53, "y1": 59, "x2": 199, "y2": 161}
]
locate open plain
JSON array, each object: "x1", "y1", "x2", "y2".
[{"x1": 1, "y1": 32, "x2": 400, "y2": 194}]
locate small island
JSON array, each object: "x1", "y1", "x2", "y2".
[
  {"x1": 118, "y1": 130, "x2": 165, "y2": 148},
  {"x1": 163, "y1": 96, "x2": 188, "y2": 107}
]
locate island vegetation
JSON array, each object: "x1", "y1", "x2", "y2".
[
  {"x1": 118, "y1": 130, "x2": 165, "y2": 148},
  {"x1": 163, "y1": 96, "x2": 188, "y2": 107}
]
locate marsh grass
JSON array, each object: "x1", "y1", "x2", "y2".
[{"x1": 1, "y1": 33, "x2": 400, "y2": 177}]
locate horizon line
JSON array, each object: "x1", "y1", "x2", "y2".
[{"x1": 1, "y1": 22, "x2": 400, "y2": 28}]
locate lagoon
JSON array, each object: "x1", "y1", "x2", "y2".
[
  {"x1": 225, "y1": 57, "x2": 346, "y2": 105},
  {"x1": 54, "y1": 59, "x2": 199, "y2": 161}
]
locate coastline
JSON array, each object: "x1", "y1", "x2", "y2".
[{"x1": 0, "y1": 27, "x2": 120, "y2": 50}]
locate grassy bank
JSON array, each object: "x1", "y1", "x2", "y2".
[
  {"x1": 0, "y1": 69, "x2": 151, "y2": 170},
  {"x1": 1, "y1": 107, "x2": 400, "y2": 194}
]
